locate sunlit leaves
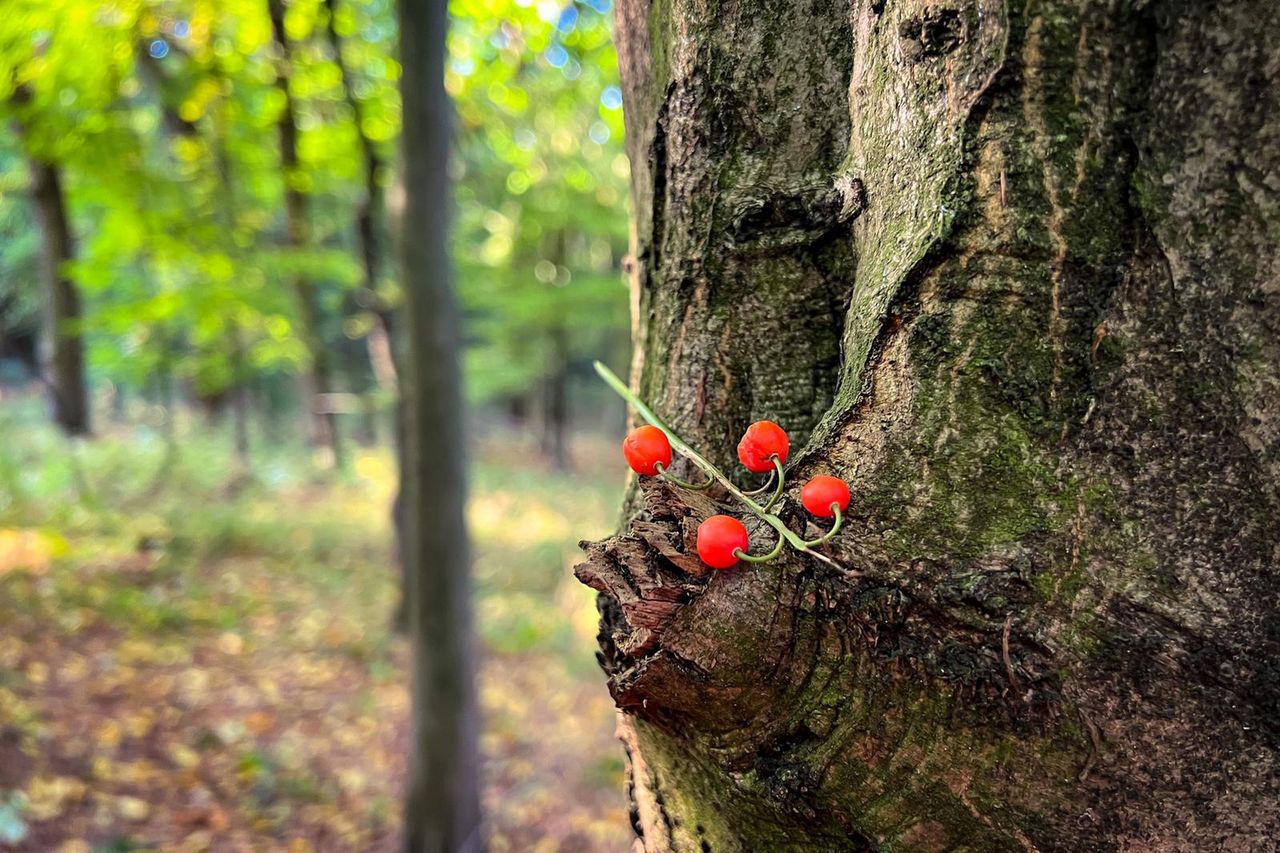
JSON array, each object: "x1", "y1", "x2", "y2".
[
  {"x1": 0, "y1": 0, "x2": 631, "y2": 412},
  {"x1": 449, "y1": 0, "x2": 629, "y2": 402}
]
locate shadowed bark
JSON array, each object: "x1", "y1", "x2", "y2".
[{"x1": 579, "y1": 0, "x2": 1280, "y2": 849}]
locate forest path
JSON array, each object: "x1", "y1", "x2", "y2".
[{"x1": 0, "y1": 414, "x2": 629, "y2": 852}]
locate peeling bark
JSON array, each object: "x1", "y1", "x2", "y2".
[{"x1": 582, "y1": 0, "x2": 1280, "y2": 848}]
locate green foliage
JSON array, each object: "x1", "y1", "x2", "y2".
[
  {"x1": 0, "y1": 0, "x2": 629, "y2": 412},
  {"x1": 450, "y1": 0, "x2": 630, "y2": 400}
]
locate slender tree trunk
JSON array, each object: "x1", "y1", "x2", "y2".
[
  {"x1": 323, "y1": 0, "x2": 400, "y2": 396},
  {"x1": 541, "y1": 324, "x2": 570, "y2": 472},
  {"x1": 268, "y1": 0, "x2": 344, "y2": 470},
  {"x1": 398, "y1": 0, "x2": 483, "y2": 849},
  {"x1": 540, "y1": 230, "x2": 572, "y2": 471},
  {"x1": 229, "y1": 328, "x2": 252, "y2": 467},
  {"x1": 27, "y1": 157, "x2": 89, "y2": 436},
  {"x1": 324, "y1": 0, "x2": 410, "y2": 623},
  {"x1": 577, "y1": 1, "x2": 1280, "y2": 849}
]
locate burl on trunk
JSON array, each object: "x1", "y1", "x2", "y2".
[{"x1": 576, "y1": 0, "x2": 1280, "y2": 849}]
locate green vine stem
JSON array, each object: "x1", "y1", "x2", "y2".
[{"x1": 595, "y1": 360, "x2": 845, "y2": 570}]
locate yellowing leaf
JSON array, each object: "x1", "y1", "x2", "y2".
[
  {"x1": 93, "y1": 720, "x2": 122, "y2": 749},
  {"x1": 25, "y1": 661, "x2": 47, "y2": 685},
  {"x1": 0, "y1": 529, "x2": 60, "y2": 575},
  {"x1": 169, "y1": 744, "x2": 201, "y2": 769},
  {"x1": 115, "y1": 795, "x2": 149, "y2": 821},
  {"x1": 217, "y1": 632, "x2": 244, "y2": 655},
  {"x1": 24, "y1": 775, "x2": 86, "y2": 821}
]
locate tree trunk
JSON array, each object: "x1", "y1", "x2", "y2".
[
  {"x1": 541, "y1": 324, "x2": 571, "y2": 472},
  {"x1": 324, "y1": 0, "x2": 410, "y2": 625},
  {"x1": 268, "y1": 0, "x2": 345, "y2": 470},
  {"x1": 398, "y1": 0, "x2": 483, "y2": 850},
  {"x1": 577, "y1": 1, "x2": 1280, "y2": 849},
  {"x1": 323, "y1": 0, "x2": 400, "y2": 398},
  {"x1": 28, "y1": 157, "x2": 89, "y2": 436}
]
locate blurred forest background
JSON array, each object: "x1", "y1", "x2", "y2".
[{"x1": 0, "y1": 0, "x2": 633, "y2": 849}]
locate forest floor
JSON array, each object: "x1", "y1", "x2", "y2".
[{"x1": 0, "y1": 401, "x2": 632, "y2": 851}]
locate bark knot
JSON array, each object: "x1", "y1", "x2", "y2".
[
  {"x1": 727, "y1": 178, "x2": 864, "y2": 252},
  {"x1": 898, "y1": 9, "x2": 965, "y2": 62}
]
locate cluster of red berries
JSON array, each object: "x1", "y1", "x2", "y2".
[{"x1": 622, "y1": 419, "x2": 851, "y2": 569}]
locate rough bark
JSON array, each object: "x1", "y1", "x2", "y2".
[
  {"x1": 28, "y1": 156, "x2": 90, "y2": 436},
  {"x1": 398, "y1": 0, "x2": 483, "y2": 849},
  {"x1": 267, "y1": 0, "x2": 344, "y2": 469},
  {"x1": 579, "y1": 0, "x2": 1280, "y2": 849}
]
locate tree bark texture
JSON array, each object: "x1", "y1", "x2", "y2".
[
  {"x1": 268, "y1": 0, "x2": 345, "y2": 469},
  {"x1": 578, "y1": 1, "x2": 1280, "y2": 849},
  {"x1": 398, "y1": 0, "x2": 484, "y2": 850},
  {"x1": 28, "y1": 157, "x2": 90, "y2": 436}
]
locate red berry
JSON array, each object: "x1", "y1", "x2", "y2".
[
  {"x1": 622, "y1": 425, "x2": 672, "y2": 476},
  {"x1": 801, "y1": 475, "x2": 851, "y2": 518},
  {"x1": 737, "y1": 420, "x2": 789, "y2": 473},
  {"x1": 696, "y1": 515, "x2": 749, "y2": 569}
]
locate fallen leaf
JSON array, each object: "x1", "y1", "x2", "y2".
[
  {"x1": 24, "y1": 775, "x2": 87, "y2": 821},
  {"x1": 217, "y1": 632, "x2": 244, "y2": 655},
  {"x1": 115, "y1": 795, "x2": 149, "y2": 821},
  {"x1": 0, "y1": 529, "x2": 57, "y2": 575}
]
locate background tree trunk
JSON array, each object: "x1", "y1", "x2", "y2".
[
  {"x1": 541, "y1": 324, "x2": 570, "y2": 472},
  {"x1": 323, "y1": 0, "x2": 400, "y2": 402},
  {"x1": 323, "y1": 0, "x2": 410, "y2": 627},
  {"x1": 268, "y1": 0, "x2": 345, "y2": 470},
  {"x1": 28, "y1": 157, "x2": 89, "y2": 436},
  {"x1": 398, "y1": 0, "x2": 483, "y2": 850},
  {"x1": 578, "y1": 0, "x2": 1280, "y2": 849}
]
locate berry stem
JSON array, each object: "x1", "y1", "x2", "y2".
[
  {"x1": 733, "y1": 533, "x2": 784, "y2": 564},
  {"x1": 802, "y1": 504, "x2": 843, "y2": 547},
  {"x1": 594, "y1": 361, "x2": 840, "y2": 567},
  {"x1": 760, "y1": 456, "x2": 785, "y2": 513},
  {"x1": 741, "y1": 469, "x2": 776, "y2": 496},
  {"x1": 654, "y1": 462, "x2": 713, "y2": 490}
]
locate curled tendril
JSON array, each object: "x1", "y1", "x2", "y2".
[
  {"x1": 654, "y1": 462, "x2": 714, "y2": 490},
  {"x1": 741, "y1": 469, "x2": 776, "y2": 495},
  {"x1": 759, "y1": 456, "x2": 785, "y2": 513},
  {"x1": 733, "y1": 532, "x2": 784, "y2": 564},
  {"x1": 802, "y1": 504, "x2": 843, "y2": 547}
]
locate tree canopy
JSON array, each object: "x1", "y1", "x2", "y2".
[{"x1": 0, "y1": 0, "x2": 628, "y2": 419}]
